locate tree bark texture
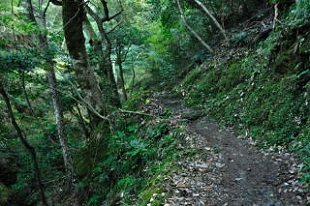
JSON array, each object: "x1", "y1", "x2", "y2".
[
  {"x1": 47, "y1": 69, "x2": 74, "y2": 189},
  {"x1": 25, "y1": 0, "x2": 74, "y2": 190},
  {"x1": 85, "y1": 5, "x2": 121, "y2": 108},
  {"x1": 62, "y1": 0, "x2": 109, "y2": 128}
]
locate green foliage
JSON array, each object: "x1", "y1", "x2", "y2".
[
  {"x1": 0, "y1": 50, "x2": 37, "y2": 72},
  {"x1": 1, "y1": 0, "x2": 309, "y2": 205},
  {"x1": 0, "y1": 183, "x2": 10, "y2": 205},
  {"x1": 76, "y1": 111, "x2": 180, "y2": 205},
  {"x1": 269, "y1": 0, "x2": 286, "y2": 3},
  {"x1": 144, "y1": 20, "x2": 174, "y2": 77},
  {"x1": 179, "y1": 0, "x2": 310, "y2": 186},
  {"x1": 0, "y1": 0, "x2": 42, "y2": 49},
  {"x1": 123, "y1": 90, "x2": 153, "y2": 109}
]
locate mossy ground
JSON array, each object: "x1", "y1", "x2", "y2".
[{"x1": 177, "y1": 14, "x2": 310, "y2": 186}]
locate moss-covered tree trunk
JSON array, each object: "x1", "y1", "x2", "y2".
[
  {"x1": 62, "y1": 0, "x2": 109, "y2": 129},
  {"x1": 85, "y1": 4, "x2": 122, "y2": 108}
]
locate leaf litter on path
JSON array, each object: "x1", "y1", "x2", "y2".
[{"x1": 152, "y1": 92, "x2": 309, "y2": 206}]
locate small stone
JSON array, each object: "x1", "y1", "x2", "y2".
[
  {"x1": 216, "y1": 163, "x2": 225, "y2": 168},
  {"x1": 235, "y1": 178, "x2": 243, "y2": 182},
  {"x1": 196, "y1": 163, "x2": 209, "y2": 169},
  {"x1": 176, "y1": 183, "x2": 187, "y2": 188}
]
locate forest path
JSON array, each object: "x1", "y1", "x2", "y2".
[{"x1": 153, "y1": 92, "x2": 308, "y2": 206}]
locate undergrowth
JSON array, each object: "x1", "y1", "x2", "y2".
[
  {"x1": 74, "y1": 91, "x2": 184, "y2": 205},
  {"x1": 178, "y1": 0, "x2": 310, "y2": 188}
]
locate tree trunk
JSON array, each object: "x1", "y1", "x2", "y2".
[
  {"x1": 70, "y1": 105, "x2": 90, "y2": 139},
  {"x1": 25, "y1": 0, "x2": 74, "y2": 190},
  {"x1": 20, "y1": 71, "x2": 34, "y2": 115},
  {"x1": 115, "y1": 42, "x2": 128, "y2": 101},
  {"x1": 0, "y1": 81, "x2": 48, "y2": 206},
  {"x1": 193, "y1": 0, "x2": 229, "y2": 45},
  {"x1": 117, "y1": 60, "x2": 127, "y2": 101},
  {"x1": 100, "y1": 28, "x2": 121, "y2": 108},
  {"x1": 47, "y1": 69, "x2": 74, "y2": 190},
  {"x1": 84, "y1": 6, "x2": 121, "y2": 108},
  {"x1": 176, "y1": 0, "x2": 214, "y2": 53},
  {"x1": 62, "y1": 0, "x2": 109, "y2": 129},
  {"x1": 130, "y1": 65, "x2": 136, "y2": 96}
]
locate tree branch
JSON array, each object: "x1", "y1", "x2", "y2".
[
  {"x1": 176, "y1": 0, "x2": 213, "y2": 53},
  {"x1": 101, "y1": 0, "x2": 124, "y2": 22},
  {"x1": 43, "y1": 0, "x2": 51, "y2": 24},
  {"x1": 193, "y1": 0, "x2": 229, "y2": 46},
  {"x1": 85, "y1": 5, "x2": 101, "y2": 23},
  {"x1": 101, "y1": 0, "x2": 109, "y2": 21},
  {"x1": 122, "y1": 43, "x2": 132, "y2": 62},
  {"x1": 83, "y1": 15, "x2": 99, "y2": 43},
  {"x1": 107, "y1": 20, "x2": 123, "y2": 34},
  {"x1": 50, "y1": 0, "x2": 62, "y2": 6},
  {"x1": 68, "y1": 81, "x2": 110, "y2": 121}
]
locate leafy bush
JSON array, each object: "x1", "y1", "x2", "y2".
[{"x1": 73, "y1": 110, "x2": 180, "y2": 205}]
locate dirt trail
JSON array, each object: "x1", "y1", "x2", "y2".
[{"x1": 154, "y1": 92, "x2": 308, "y2": 206}]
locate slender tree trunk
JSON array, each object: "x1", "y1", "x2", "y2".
[
  {"x1": 0, "y1": 82, "x2": 48, "y2": 206},
  {"x1": 117, "y1": 59, "x2": 127, "y2": 101},
  {"x1": 130, "y1": 65, "x2": 136, "y2": 96},
  {"x1": 176, "y1": 0, "x2": 213, "y2": 53},
  {"x1": 193, "y1": 0, "x2": 229, "y2": 45},
  {"x1": 25, "y1": 0, "x2": 74, "y2": 189},
  {"x1": 70, "y1": 105, "x2": 90, "y2": 139},
  {"x1": 21, "y1": 71, "x2": 34, "y2": 115},
  {"x1": 100, "y1": 29, "x2": 121, "y2": 107},
  {"x1": 115, "y1": 42, "x2": 128, "y2": 101},
  {"x1": 46, "y1": 69, "x2": 74, "y2": 190}
]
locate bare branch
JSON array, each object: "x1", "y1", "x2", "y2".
[
  {"x1": 85, "y1": 5, "x2": 101, "y2": 23},
  {"x1": 193, "y1": 0, "x2": 229, "y2": 46},
  {"x1": 50, "y1": 0, "x2": 62, "y2": 6},
  {"x1": 119, "y1": 109, "x2": 156, "y2": 117},
  {"x1": 83, "y1": 14, "x2": 99, "y2": 41},
  {"x1": 122, "y1": 43, "x2": 132, "y2": 62},
  {"x1": 100, "y1": 0, "x2": 124, "y2": 22},
  {"x1": 176, "y1": 0, "x2": 213, "y2": 53},
  {"x1": 43, "y1": 0, "x2": 51, "y2": 22},
  {"x1": 36, "y1": 75, "x2": 110, "y2": 122},
  {"x1": 101, "y1": 0, "x2": 109, "y2": 21},
  {"x1": 273, "y1": 3, "x2": 283, "y2": 28},
  {"x1": 107, "y1": 8, "x2": 123, "y2": 21},
  {"x1": 107, "y1": 20, "x2": 123, "y2": 34},
  {"x1": 68, "y1": 81, "x2": 110, "y2": 121}
]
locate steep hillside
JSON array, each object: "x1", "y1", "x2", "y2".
[{"x1": 178, "y1": 0, "x2": 310, "y2": 186}]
